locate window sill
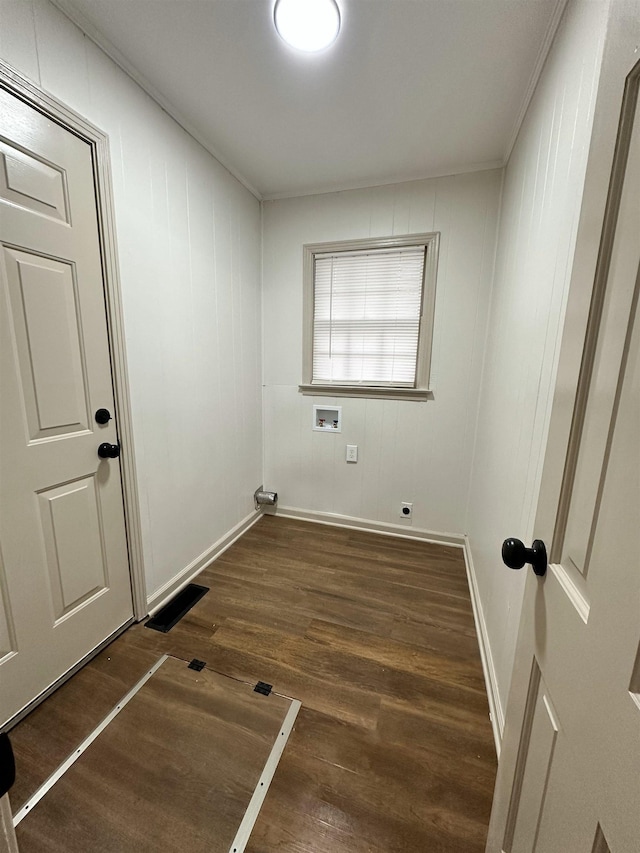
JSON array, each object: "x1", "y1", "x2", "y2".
[{"x1": 298, "y1": 384, "x2": 433, "y2": 402}]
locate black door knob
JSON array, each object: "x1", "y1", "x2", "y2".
[
  {"x1": 98, "y1": 442, "x2": 120, "y2": 459},
  {"x1": 502, "y1": 538, "x2": 547, "y2": 577},
  {"x1": 95, "y1": 408, "x2": 112, "y2": 425}
]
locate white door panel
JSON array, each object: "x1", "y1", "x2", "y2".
[
  {"x1": 506, "y1": 664, "x2": 559, "y2": 853},
  {"x1": 581, "y1": 287, "x2": 640, "y2": 849},
  {"x1": 0, "y1": 138, "x2": 69, "y2": 223},
  {"x1": 0, "y1": 85, "x2": 133, "y2": 726},
  {"x1": 38, "y1": 475, "x2": 110, "y2": 621},
  {"x1": 3, "y1": 248, "x2": 90, "y2": 439},
  {"x1": 530, "y1": 738, "x2": 598, "y2": 853}
]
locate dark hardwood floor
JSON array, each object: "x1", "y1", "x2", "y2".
[{"x1": 9, "y1": 515, "x2": 496, "y2": 852}]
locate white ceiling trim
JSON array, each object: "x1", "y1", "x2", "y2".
[
  {"x1": 50, "y1": 0, "x2": 264, "y2": 200},
  {"x1": 261, "y1": 159, "x2": 505, "y2": 202},
  {"x1": 502, "y1": 0, "x2": 570, "y2": 162}
]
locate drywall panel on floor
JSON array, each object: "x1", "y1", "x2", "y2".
[
  {"x1": 464, "y1": 0, "x2": 609, "y2": 728},
  {"x1": 262, "y1": 170, "x2": 502, "y2": 534},
  {"x1": 0, "y1": 0, "x2": 263, "y2": 601}
]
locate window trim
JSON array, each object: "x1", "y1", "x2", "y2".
[{"x1": 299, "y1": 232, "x2": 439, "y2": 401}]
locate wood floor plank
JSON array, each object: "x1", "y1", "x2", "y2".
[
  {"x1": 305, "y1": 618, "x2": 484, "y2": 683},
  {"x1": 389, "y1": 613, "x2": 482, "y2": 655},
  {"x1": 377, "y1": 695, "x2": 497, "y2": 766},
  {"x1": 224, "y1": 541, "x2": 471, "y2": 595},
  {"x1": 203, "y1": 569, "x2": 398, "y2": 636},
  {"x1": 213, "y1": 619, "x2": 488, "y2": 717},
  {"x1": 194, "y1": 639, "x2": 383, "y2": 731}
]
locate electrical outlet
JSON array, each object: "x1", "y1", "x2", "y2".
[
  {"x1": 400, "y1": 502, "x2": 413, "y2": 519},
  {"x1": 346, "y1": 445, "x2": 358, "y2": 463}
]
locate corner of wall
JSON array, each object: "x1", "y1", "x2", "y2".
[
  {"x1": 463, "y1": 166, "x2": 506, "y2": 532},
  {"x1": 259, "y1": 196, "x2": 267, "y2": 490}
]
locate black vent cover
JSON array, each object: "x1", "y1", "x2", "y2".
[{"x1": 145, "y1": 583, "x2": 209, "y2": 633}]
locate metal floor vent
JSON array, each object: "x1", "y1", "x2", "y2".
[{"x1": 144, "y1": 583, "x2": 209, "y2": 633}]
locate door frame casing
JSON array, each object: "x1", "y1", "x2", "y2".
[{"x1": 0, "y1": 59, "x2": 147, "y2": 622}]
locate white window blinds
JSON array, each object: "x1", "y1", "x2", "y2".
[{"x1": 312, "y1": 246, "x2": 426, "y2": 386}]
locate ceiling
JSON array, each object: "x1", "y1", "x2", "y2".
[{"x1": 55, "y1": 0, "x2": 563, "y2": 199}]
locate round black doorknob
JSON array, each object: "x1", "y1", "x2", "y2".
[
  {"x1": 501, "y1": 538, "x2": 547, "y2": 577},
  {"x1": 98, "y1": 442, "x2": 120, "y2": 459},
  {"x1": 95, "y1": 408, "x2": 112, "y2": 425}
]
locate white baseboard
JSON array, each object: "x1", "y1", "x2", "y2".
[
  {"x1": 272, "y1": 505, "x2": 466, "y2": 548},
  {"x1": 146, "y1": 510, "x2": 262, "y2": 616},
  {"x1": 463, "y1": 535, "x2": 504, "y2": 756}
]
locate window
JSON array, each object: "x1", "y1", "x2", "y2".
[{"x1": 299, "y1": 233, "x2": 439, "y2": 400}]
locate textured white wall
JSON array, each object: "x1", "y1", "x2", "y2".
[
  {"x1": 465, "y1": 0, "x2": 609, "y2": 727},
  {"x1": 0, "y1": 0, "x2": 263, "y2": 602},
  {"x1": 262, "y1": 170, "x2": 502, "y2": 534}
]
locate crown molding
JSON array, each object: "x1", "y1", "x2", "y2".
[
  {"x1": 503, "y1": 0, "x2": 569, "y2": 163},
  {"x1": 261, "y1": 159, "x2": 504, "y2": 202}
]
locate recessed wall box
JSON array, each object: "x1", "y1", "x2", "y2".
[{"x1": 313, "y1": 405, "x2": 342, "y2": 432}]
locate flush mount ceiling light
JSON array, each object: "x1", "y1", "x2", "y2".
[{"x1": 274, "y1": 0, "x2": 341, "y2": 52}]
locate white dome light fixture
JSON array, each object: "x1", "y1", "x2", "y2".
[{"x1": 274, "y1": 0, "x2": 341, "y2": 53}]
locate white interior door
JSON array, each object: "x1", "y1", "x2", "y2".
[
  {"x1": 0, "y1": 87, "x2": 133, "y2": 727},
  {"x1": 487, "y1": 4, "x2": 640, "y2": 851}
]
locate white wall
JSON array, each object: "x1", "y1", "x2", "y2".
[
  {"x1": 465, "y1": 0, "x2": 609, "y2": 729},
  {"x1": 0, "y1": 0, "x2": 263, "y2": 603},
  {"x1": 262, "y1": 170, "x2": 502, "y2": 534}
]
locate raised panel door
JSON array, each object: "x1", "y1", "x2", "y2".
[{"x1": 0, "y1": 84, "x2": 133, "y2": 727}]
